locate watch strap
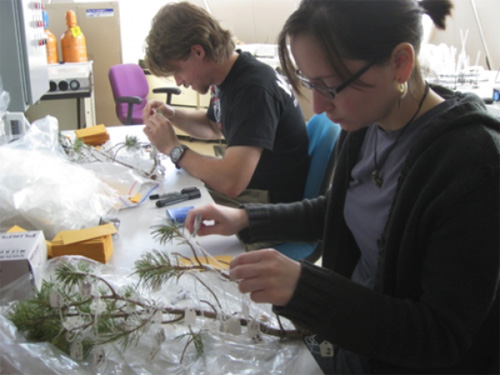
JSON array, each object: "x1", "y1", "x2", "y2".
[{"x1": 171, "y1": 144, "x2": 188, "y2": 169}]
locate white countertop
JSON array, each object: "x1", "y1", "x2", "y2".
[{"x1": 0, "y1": 124, "x2": 324, "y2": 375}]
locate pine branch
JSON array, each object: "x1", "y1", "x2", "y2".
[
  {"x1": 177, "y1": 326, "x2": 204, "y2": 363},
  {"x1": 61, "y1": 134, "x2": 161, "y2": 179},
  {"x1": 149, "y1": 221, "x2": 231, "y2": 279},
  {"x1": 8, "y1": 220, "x2": 309, "y2": 364}
]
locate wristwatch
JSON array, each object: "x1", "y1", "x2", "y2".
[{"x1": 170, "y1": 145, "x2": 189, "y2": 169}]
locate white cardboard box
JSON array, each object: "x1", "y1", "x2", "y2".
[{"x1": 0, "y1": 230, "x2": 47, "y2": 293}]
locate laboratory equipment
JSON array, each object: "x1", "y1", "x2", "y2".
[{"x1": 0, "y1": 0, "x2": 49, "y2": 112}]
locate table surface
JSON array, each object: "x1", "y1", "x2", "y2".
[
  {"x1": 62, "y1": 124, "x2": 324, "y2": 374},
  {"x1": 106, "y1": 125, "x2": 243, "y2": 270}
]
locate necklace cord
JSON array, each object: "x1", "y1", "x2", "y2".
[{"x1": 372, "y1": 82, "x2": 430, "y2": 187}]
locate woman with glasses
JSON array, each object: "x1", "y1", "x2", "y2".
[{"x1": 186, "y1": 0, "x2": 500, "y2": 373}]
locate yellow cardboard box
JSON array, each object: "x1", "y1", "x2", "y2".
[{"x1": 49, "y1": 223, "x2": 117, "y2": 263}]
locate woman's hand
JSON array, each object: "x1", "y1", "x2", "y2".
[
  {"x1": 229, "y1": 249, "x2": 301, "y2": 306},
  {"x1": 185, "y1": 203, "x2": 249, "y2": 237}
]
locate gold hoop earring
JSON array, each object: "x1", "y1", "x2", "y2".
[
  {"x1": 398, "y1": 81, "x2": 408, "y2": 108},
  {"x1": 398, "y1": 81, "x2": 408, "y2": 98}
]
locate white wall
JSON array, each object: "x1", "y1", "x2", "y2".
[
  {"x1": 117, "y1": 0, "x2": 170, "y2": 64},
  {"x1": 117, "y1": 0, "x2": 499, "y2": 122},
  {"x1": 39, "y1": 0, "x2": 499, "y2": 125},
  {"x1": 53, "y1": 0, "x2": 497, "y2": 70},
  {"x1": 429, "y1": 0, "x2": 499, "y2": 71},
  {"x1": 118, "y1": 0, "x2": 301, "y2": 64}
]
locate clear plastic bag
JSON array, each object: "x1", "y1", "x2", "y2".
[
  {"x1": 0, "y1": 83, "x2": 11, "y2": 142},
  {"x1": 0, "y1": 116, "x2": 119, "y2": 239},
  {"x1": 0, "y1": 256, "x2": 322, "y2": 375}
]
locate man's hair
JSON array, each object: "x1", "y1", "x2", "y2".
[{"x1": 145, "y1": 2, "x2": 235, "y2": 77}]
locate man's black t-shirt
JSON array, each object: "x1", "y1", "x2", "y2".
[{"x1": 207, "y1": 51, "x2": 310, "y2": 203}]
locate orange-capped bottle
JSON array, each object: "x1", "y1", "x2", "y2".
[
  {"x1": 43, "y1": 10, "x2": 59, "y2": 64},
  {"x1": 60, "y1": 10, "x2": 88, "y2": 63}
]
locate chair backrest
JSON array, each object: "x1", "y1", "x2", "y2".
[
  {"x1": 109, "y1": 63, "x2": 149, "y2": 125},
  {"x1": 303, "y1": 113, "x2": 341, "y2": 199}
]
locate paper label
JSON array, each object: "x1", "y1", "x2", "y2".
[
  {"x1": 152, "y1": 310, "x2": 163, "y2": 324},
  {"x1": 71, "y1": 26, "x2": 82, "y2": 38},
  {"x1": 224, "y1": 317, "x2": 242, "y2": 335},
  {"x1": 320, "y1": 340, "x2": 334, "y2": 357},
  {"x1": 70, "y1": 340, "x2": 84, "y2": 360},
  {"x1": 247, "y1": 320, "x2": 262, "y2": 342},
  {"x1": 184, "y1": 308, "x2": 196, "y2": 326},
  {"x1": 49, "y1": 291, "x2": 64, "y2": 308},
  {"x1": 86, "y1": 8, "x2": 114, "y2": 18},
  {"x1": 92, "y1": 347, "x2": 106, "y2": 366},
  {"x1": 154, "y1": 327, "x2": 166, "y2": 344},
  {"x1": 80, "y1": 280, "x2": 92, "y2": 299}
]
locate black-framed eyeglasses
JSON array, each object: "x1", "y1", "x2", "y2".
[{"x1": 296, "y1": 60, "x2": 376, "y2": 99}]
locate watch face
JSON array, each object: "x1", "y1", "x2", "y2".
[{"x1": 171, "y1": 147, "x2": 181, "y2": 161}]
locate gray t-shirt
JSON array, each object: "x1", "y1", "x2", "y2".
[
  {"x1": 345, "y1": 99, "x2": 457, "y2": 289},
  {"x1": 333, "y1": 98, "x2": 457, "y2": 374}
]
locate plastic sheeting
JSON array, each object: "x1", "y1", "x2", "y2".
[
  {"x1": 0, "y1": 116, "x2": 159, "y2": 239},
  {"x1": 0, "y1": 116, "x2": 119, "y2": 239},
  {"x1": 0, "y1": 256, "x2": 322, "y2": 375}
]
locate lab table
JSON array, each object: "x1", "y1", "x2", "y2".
[{"x1": 0, "y1": 124, "x2": 324, "y2": 375}]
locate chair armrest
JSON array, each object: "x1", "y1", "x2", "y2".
[
  {"x1": 115, "y1": 96, "x2": 142, "y2": 105},
  {"x1": 116, "y1": 96, "x2": 142, "y2": 125},
  {"x1": 153, "y1": 87, "x2": 182, "y2": 95},
  {"x1": 152, "y1": 87, "x2": 182, "y2": 105}
]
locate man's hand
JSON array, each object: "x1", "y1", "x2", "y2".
[
  {"x1": 142, "y1": 99, "x2": 176, "y2": 121},
  {"x1": 143, "y1": 111, "x2": 180, "y2": 155}
]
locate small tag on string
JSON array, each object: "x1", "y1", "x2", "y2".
[
  {"x1": 70, "y1": 340, "x2": 84, "y2": 361},
  {"x1": 319, "y1": 340, "x2": 335, "y2": 357},
  {"x1": 92, "y1": 347, "x2": 106, "y2": 366},
  {"x1": 152, "y1": 309, "x2": 163, "y2": 324},
  {"x1": 79, "y1": 280, "x2": 93, "y2": 299},
  {"x1": 247, "y1": 319, "x2": 262, "y2": 342},
  {"x1": 154, "y1": 326, "x2": 166, "y2": 344},
  {"x1": 149, "y1": 345, "x2": 160, "y2": 360},
  {"x1": 63, "y1": 316, "x2": 85, "y2": 331},
  {"x1": 184, "y1": 308, "x2": 196, "y2": 326},
  {"x1": 90, "y1": 297, "x2": 106, "y2": 314},
  {"x1": 224, "y1": 317, "x2": 242, "y2": 335},
  {"x1": 49, "y1": 291, "x2": 64, "y2": 308}
]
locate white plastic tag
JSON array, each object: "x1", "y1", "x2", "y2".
[
  {"x1": 125, "y1": 301, "x2": 136, "y2": 313},
  {"x1": 320, "y1": 340, "x2": 334, "y2": 357},
  {"x1": 79, "y1": 280, "x2": 92, "y2": 299},
  {"x1": 92, "y1": 347, "x2": 106, "y2": 366},
  {"x1": 154, "y1": 327, "x2": 166, "y2": 344},
  {"x1": 63, "y1": 316, "x2": 84, "y2": 331},
  {"x1": 152, "y1": 309, "x2": 163, "y2": 324},
  {"x1": 224, "y1": 317, "x2": 242, "y2": 335},
  {"x1": 49, "y1": 291, "x2": 64, "y2": 308},
  {"x1": 70, "y1": 340, "x2": 84, "y2": 361},
  {"x1": 90, "y1": 298, "x2": 106, "y2": 314},
  {"x1": 247, "y1": 320, "x2": 262, "y2": 342},
  {"x1": 149, "y1": 344, "x2": 160, "y2": 360},
  {"x1": 184, "y1": 308, "x2": 196, "y2": 326}
]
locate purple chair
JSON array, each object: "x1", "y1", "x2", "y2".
[{"x1": 108, "y1": 63, "x2": 181, "y2": 125}]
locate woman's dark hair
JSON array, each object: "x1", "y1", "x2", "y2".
[{"x1": 278, "y1": 0, "x2": 453, "y2": 93}]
